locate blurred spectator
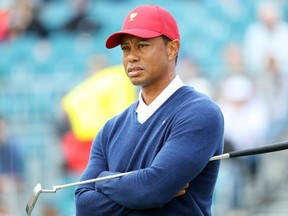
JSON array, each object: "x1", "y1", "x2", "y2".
[
  {"x1": 61, "y1": 130, "x2": 92, "y2": 178},
  {"x1": 25, "y1": 6, "x2": 50, "y2": 38},
  {"x1": 218, "y1": 75, "x2": 269, "y2": 152},
  {"x1": 243, "y1": 0, "x2": 288, "y2": 140},
  {"x1": 42, "y1": 203, "x2": 59, "y2": 216},
  {"x1": 243, "y1": 0, "x2": 288, "y2": 76},
  {"x1": 8, "y1": 0, "x2": 50, "y2": 39},
  {"x1": 216, "y1": 74, "x2": 269, "y2": 212},
  {"x1": 0, "y1": 115, "x2": 24, "y2": 179},
  {"x1": 0, "y1": 116, "x2": 24, "y2": 215},
  {"x1": 8, "y1": 0, "x2": 33, "y2": 39},
  {"x1": 178, "y1": 55, "x2": 214, "y2": 98},
  {"x1": 219, "y1": 41, "x2": 254, "y2": 146},
  {"x1": 0, "y1": 8, "x2": 9, "y2": 41},
  {"x1": 214, "y1": 41, "x2": 270, "y2": 214},
  {"x1": 256, "y1": 54, "x2": 288, "y2": 141},
  {"x1": 221, "y1": 42, "x2": 247, "y2": 76},
  {"x1": 54, "y1": 107, "x2": 92, "y2": 215},
  {"x1": 62, "y1": 0, "x2": 102, "y2": 35}
]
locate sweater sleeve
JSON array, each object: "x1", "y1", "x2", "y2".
[
  {"x1": 96, "y1": 101, "x2": 224, "y2": 209},
  {"x1": 74, "y1": 130, "x2": 132, "y2": 215}
]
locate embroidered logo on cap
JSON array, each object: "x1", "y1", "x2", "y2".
[{"x1": 129, "y1": 12, "x2": 138, "y2": 21}]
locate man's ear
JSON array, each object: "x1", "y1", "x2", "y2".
[{"x1": 167, "y1": 39, "x2": 180, "y2": 61}]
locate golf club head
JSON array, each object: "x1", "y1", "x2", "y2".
[{"x1": 26, "y1": 183, "x2": 42, "y2": 216}]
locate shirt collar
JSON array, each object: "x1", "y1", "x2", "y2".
[{"x1": 136, "y1": 76, "x2": 184, "y2": 121}]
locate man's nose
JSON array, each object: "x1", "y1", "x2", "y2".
[{"x1": 126, "y1": 48, "x2": 140, "y2": 62}]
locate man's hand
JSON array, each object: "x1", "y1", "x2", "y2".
[{"x1": 175, "y1": 183, "x2": 189, "y2": 197}]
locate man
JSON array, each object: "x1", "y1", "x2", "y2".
[{"x1": 75, "y1": 5, "x2": 224, "y2": 215}]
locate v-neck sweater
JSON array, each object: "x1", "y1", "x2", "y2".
[{"x1": 75, "y1": 86, "x2": 224, "y2": 216}]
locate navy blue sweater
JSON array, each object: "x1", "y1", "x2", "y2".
[{"x1": 75, "y1": 86, "x2": 224, "y2": 215}]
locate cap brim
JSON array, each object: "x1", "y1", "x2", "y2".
[{"x1": 106, "y1": 29, "x2": 162, "y2": 49}]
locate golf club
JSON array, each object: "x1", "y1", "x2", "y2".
[
  {"x1": 26, "y1": 140, "x2": 288, "y2": 216},
  {"x1": 26, "y1": 171, "x2": 133, "y2": 216}
]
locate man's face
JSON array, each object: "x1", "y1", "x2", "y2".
[{"x1": 120, "y1": 35, "x2": 172, "y2": 88}]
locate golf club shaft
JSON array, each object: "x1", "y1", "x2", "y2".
[
  {"x1": 210, "y1": 140, "x2": 288, "y2": 161},
  {"x1": 53, "y1": 141, "x2": 288, "y2": 190},
  {"x1": 53, "y1": 171, "x2": 133, "y2": 190},
  {"x1": 54, "y1": 141, "x2": 288, "y2": 189}
]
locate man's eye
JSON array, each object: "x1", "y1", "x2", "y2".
[
  {"x1": 138, "y1": 44, "x2": 148, "y2": 48},
  {"x1": 121, "y1": 46, "x2": 129, "y2": 51}
]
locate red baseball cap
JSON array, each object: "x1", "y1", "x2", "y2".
[{"x1": 105, "y1": 5, "x2": 180, "y2": 49}]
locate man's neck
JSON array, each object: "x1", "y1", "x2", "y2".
[{"x1": 141, "y1": 75, "x2": 176, "y2": 105}]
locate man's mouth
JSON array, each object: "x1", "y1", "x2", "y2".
[{"x1": 127, "y1": 66, "x2": 143, "y2": 77}]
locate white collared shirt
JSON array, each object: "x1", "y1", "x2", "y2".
[{"x1": 136, "y1": 76, "x2": 184, "y2": 124}]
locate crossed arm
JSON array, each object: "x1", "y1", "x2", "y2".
[
  {"x1": 75, "y1": 101, "x2": 223, "y2": 215},
  {"x1": 75, "y1": 129, "x2": 219, "y2": 215}
]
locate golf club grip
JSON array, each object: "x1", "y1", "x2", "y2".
[{"x1": 229, "y1": 141, "x2": 288, "y2": 158}]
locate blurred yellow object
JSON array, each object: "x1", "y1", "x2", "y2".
[{"x1": 61, "y1": 65, "x2": 137, "y2": 141}]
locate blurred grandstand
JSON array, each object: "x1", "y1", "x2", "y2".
[{"x1": 1, "y1": 0, "x2": 288, "y2": 215}]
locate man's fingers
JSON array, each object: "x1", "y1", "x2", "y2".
[
  {"x1": 175, "y1": 183, "x2": 189, "y2": 197},
  {"x1": 175, "y1": 190, "x2": 186, "y2": 197},
  {"x1": 182, "y1": 183, "x2": 189, "y2": 190}
]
